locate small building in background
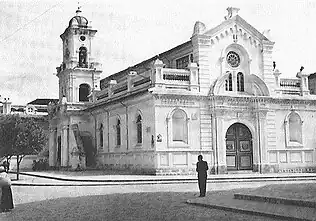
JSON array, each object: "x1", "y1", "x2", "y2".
[{"x1": 0, "y1": 98, "x2": 58, "y2": 170}]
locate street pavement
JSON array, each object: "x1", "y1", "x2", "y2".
[
  {"x1": 2, "y1": 171, "x2": 315, "y2": 220},
  {"x1": 8, "y1": 171, "x2": 316, "y2": 186}
]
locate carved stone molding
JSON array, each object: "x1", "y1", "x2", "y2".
[
  {"x1": 210, "y1": 95, "x2": 316, "y2": 107},
  {"x1": 154, "y1": 94, "x2": 201, "y2": 107},
  {"x1": 160, "y1": 98, "x2": 195, "y2": 106}
]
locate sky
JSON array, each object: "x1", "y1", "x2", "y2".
[{"x1": 1, "y1": 0, "x2": 316, "y2": 104}]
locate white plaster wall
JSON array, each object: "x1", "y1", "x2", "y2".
[
  {"x1": 155, "y1": 105, "x2": 201, "y2": 151},
  {"x1": 95, "y1": 96, "x2": 156, "y2": 169},
  {"x1": 269, "y1": 107, "x2": 316, "y2": 168},
  {"x1": 195, "y1": 27, "x2": 265, "y2": 96}
]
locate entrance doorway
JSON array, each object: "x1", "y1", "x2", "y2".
[{"x1": 225, "y1": 123, "x2": 253, "y2": 171}]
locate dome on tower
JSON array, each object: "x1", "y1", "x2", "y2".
[{"x1": 68, "y1": 7, "x2": 88, "y2": 27}]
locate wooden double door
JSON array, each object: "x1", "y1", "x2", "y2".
[{"x1": 226, "y1": 123, "x2": 253, "y2": 171}]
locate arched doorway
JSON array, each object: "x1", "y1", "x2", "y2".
[{"x1": 225, "y1": 123, "x2": 253, "y2": 171}]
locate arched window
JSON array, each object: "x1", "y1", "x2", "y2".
[
  {"x1": 285, "y1": 111, "x2": 303, "y2": 147},
  {"x1": 225, "y1": 73, "x2": 233, "y2": 91},
  {"x1": 172, "y1": 109, "x2": 188, "y2": 143},
  {"x1": 79, "y1": 84, "x2": 90, "y2": 102},
  {"x1": 99, "y1": 124, "x2": 103, "y2": 148},
  {"x1": 79, "y1": 46, "x2": 87, "y2": 68},
  {"x1": 136, "y1": 115, "x2": 142, "y2": 144},
  {"x1": 237, "y1": 72, "x2": 244, "y2": 92},
  {"x1": 289, "y1": 112, "x2": 302, "y2": 143},
  {"x1": 116, "y1": 119, "x2": 121, "y2": 146}
]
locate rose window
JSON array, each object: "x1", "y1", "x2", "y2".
[{"x1": 226, "y1": 51, "x2": 240, "y2": 68}]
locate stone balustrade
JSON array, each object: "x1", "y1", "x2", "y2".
[
  {"x1": 56, "y1": 61, "x2": 102, "y2": 74},
  {"x1": 96, "y1": 59, "x2": 200, "y2": 101},
  {"x1": 273, "y1": 69, "x2": 310, "y2": 96},
  {"x1": 279, "y1": 78, "x2": 301, "y2": 95},
  {"x1": 162, "y1": 69, "x2": 190, "y2": 82}
]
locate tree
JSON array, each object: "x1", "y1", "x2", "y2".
[{"x1": 0, "y1": 115, "x2": 47, "y2": 180}]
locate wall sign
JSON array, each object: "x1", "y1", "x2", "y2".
[{"x1": 157, "y1": 134, "x2": 162, "y2": 142}]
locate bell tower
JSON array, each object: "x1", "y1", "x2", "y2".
[{"x1": 56, "y1": 7, "x2": 102, "y2": 103}]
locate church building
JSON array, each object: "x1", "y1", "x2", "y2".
[{"x1": 48, "y1": 7, "x2": 316, "y2": 174}]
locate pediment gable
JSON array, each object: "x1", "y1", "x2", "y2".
[{"x1": 203, "y1": 15, "x2": 272, "y2": 45}]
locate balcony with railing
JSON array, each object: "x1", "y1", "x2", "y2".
[
  {"x1": 56, "y1": 60, "x2": 102, "y2": 75},
  {"x1": 279, "y1": 78, "x2": 301, "y2": 95},
  {"x1": 95, "y1": 59, "x2": 199, "y2": 102},
  {"x1": 273, "y1": 69, "x2": 310, "y2": 96}
]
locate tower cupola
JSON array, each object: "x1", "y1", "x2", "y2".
[{"x1": 56, "y1": 7, "x2": 102, "y2": 104}]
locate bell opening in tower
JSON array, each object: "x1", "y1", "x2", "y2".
[
  {"x1": 79, "y1": 46, "x2": 88, "y2": 68},
  {"x1": 79, "y1": 83, "x2": 90, "y2": 102}
]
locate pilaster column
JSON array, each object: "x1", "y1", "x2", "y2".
[
  {"x1": 74, "y1": 86, "x2": 79, "y2": 103},
  {"x1": 48, "y1": 127, "x2": 57, "y2": 167},
  {"x1": 61, "y1": 125, "x2": 69, "y2": 167},
  {"x1": 191, "y1": 30, "x2": 211, "y2": 95},
  {"x1": 215, "y1": 116, "x2": 226, "y2": 174},
  {"x1": 262, "y1": 40, "x2": 276, "y2": 96}
]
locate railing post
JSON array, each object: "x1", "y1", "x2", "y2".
[
  {"x1": 296, "y1": 69, "x2": 310, "y2": 96},
  {"x1": 108, "y1": 80, "x2": 117, "y2": 98},
  {"x1": 273, "y1": 69, "x2": 282, "y2": 95},
  {"x1": 188, "y1": 62, "x2": 199, "y2": 92},
  {"x1": 127, "y1": 72, "x2": 134, "y2": 92},
  {"x1": 152, "y1": 59, "x2": 164, "y2": 88}
]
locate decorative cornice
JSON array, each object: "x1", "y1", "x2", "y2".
[
  {"x1": 153, "y1": 93, "x2": 202, "y2": 101},
  {"x1": 210, "y1": 95, "x2": 316, "y2": 108}
]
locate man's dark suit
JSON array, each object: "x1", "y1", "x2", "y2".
[{"x1": 196, "y1": 160, "x2": 208, "y2": 197}]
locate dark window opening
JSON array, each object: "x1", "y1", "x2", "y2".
[
  {"x1": 136, "y1": 115, "x2": 142, "y2": 144},
  {"x1": 79, "y1": 84, "x2": 90, "y2": 102},
  {"x1": 116, "y1": 119, "x2": 121, "y2": 146},
  {"x1": 225, "y1": 73, "x2": 233, "y2": 91},
  {"x1": 237, "y1": 72, "x2": 244, "y2": 92},
  {"x1": 79, "y1": 46, "x2": 88, "y2": 68},
  {"x1": 176, "y1": 55, "x2": 190, "y2": 69},
  {"x1": 99, "y1": 124, "x2": 103, "y2": 148}
]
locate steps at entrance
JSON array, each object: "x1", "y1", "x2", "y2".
[
  {"x1": 187, "y1": 188, "x2": 316, "y2": 221},
  {"x1": 234, "y1": 193, "x2": 316, "y2": 208},
  {"x1": 187, "y1": 192, "x2": 316, "y2": 221}
]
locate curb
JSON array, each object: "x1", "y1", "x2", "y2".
[
  {"x1": 10, "y1": 178, "x2": 316, "y2": 187},
  {"x1": 186, "y1": 200, "x2": 311, "y2": 221},
  {"x1": 11, "y1": 172, "x2": 316, "y2": 183}
]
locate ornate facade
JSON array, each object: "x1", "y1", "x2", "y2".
[{"x1": 49, "y1": 7, "x2": 316, "y2": 174}]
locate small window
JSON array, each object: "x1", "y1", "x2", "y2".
[
  {"x1": 116, "y1": 119, "x2": 121, "y2": 146},
  {"x1": 172, "y1": 109, "x2": 188, "y2": 143},
  {"x1": 285, "y1": 111, "x2": 303, "y2": 147},
  {"x1": 176, "y1": 55, "x2": 190, "y2": 69},
  {"x1": 136, "y1": 115, "x2": 142, "y2": 144},
  {"x1": 289, "y1": 112, "x2": 302, "y2": 143},
  {"x1": 99, "y1": 124, "x2": 103, "y2": 148},
  {"x1": 237, "y1": 72, "x2": 244, "y2": 92},
  {"x1": 225, "y1": 73, "x2": 233, "y2": 91}
]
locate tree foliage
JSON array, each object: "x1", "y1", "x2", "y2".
[{"x1": 0, "y1": 115, "x2": 47, "y2": 179}]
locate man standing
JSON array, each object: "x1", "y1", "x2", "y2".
[{"x1": 196, "y1": 155, "x2": 208, "y2": 197}]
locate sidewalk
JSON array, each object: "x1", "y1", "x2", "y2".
[
  {"x1": 187, "y1": 183, "x2": 316, "y2": 221},
  {"x1": 8, "y1": 171, "x2": 316, "y2": 186}
]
